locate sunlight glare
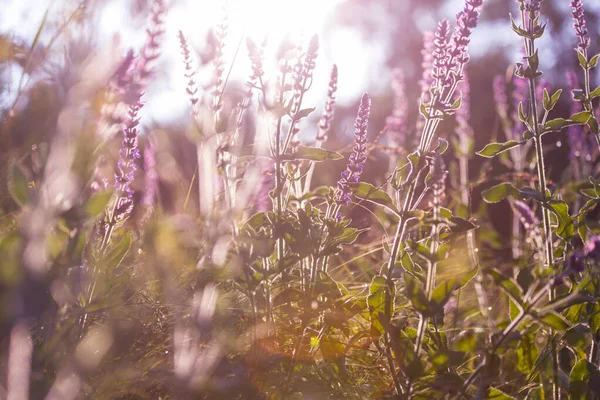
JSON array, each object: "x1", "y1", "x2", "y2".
[{"x1": 240, "y1": 0, "x2": 344, "y2": 38}]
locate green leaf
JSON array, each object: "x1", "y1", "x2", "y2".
[
  {"x1": 590, "y1": 54, "x2": 600, "y2": 68},
  {"x1": 569, "y1": 359, "x2": 590, "y2": 400},
  {"x1": 476, "y1": 140, "x2": 521, "y2": 158},
  {"x1": 544, "y1": 118, "x2": 578, "y2": 132},
  {"x1": 273, "y1": 287, "x2": 302, "y2": 306},
  {"x1": 351, "y1": 182, "x2": 398, "y2": 214},
  {"x1": 367, "y1": 275, "x2": 391, "y2": 337},
  {"x1": 294, "y1": 107, "x2": 316, "y2": 119},
  {"x1": 545, "y1": 200, "x2": 574, "y2": 241},
  {"x1": 544, "y1": 88, "x2": 562, "y2": 111},
  {"x1": 405, "y1": 274, "x2": 429, "y2": 315},
  {"x1": 7, "y1": 161, "x2": 31, "y2": 207},
  {"x1": 282, "y1": 146, "x2": 344, "y2": 161},
  {"x1": 487, "y1": 269, "x2": 524, "y2": 305},
  {"x1": 577, "y1": 49, "x2": 588, "y2": 69},
  {"x1": 571, "y1": 110, "x2": 593, "y2": 124},
  {"x1": 105, "y1": 232, "x2": 132, "y2": 269},
  {"x1": 85, "y1": 191, "x2": 113, "y2": 219},
  {"x1": 590, "y1": 86, "x2": 600, "y2": 100},
  {"x1": 534, "y1": 312, "x2": 571, "y2": 330},
  {"x1": 517, "y1": 334, "x2": 538, "y2": 374},
  {"x1": 482, "y1": 182, "x2": 519, "y2": 203},
  {"x1": 488, "y1": 387, "x2": 516, "y2": 399},
  {"x1": 430, "y1": 279, "x2": 459, "y2": 313}
]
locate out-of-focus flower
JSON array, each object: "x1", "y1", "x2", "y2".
[
  {"x1": 571, "y1": 0, "x2": 590, "y2": 52},
  {"x1": 386, "y1": 69, "x2": 408, "y2": 146},
  {"x1": 177, "y1": 31, "x2": 199, "y2": 107},
  {"x1": 142, "y1": 137, "x2": 158, "y2": 207},
  {"x1": 317, "y1": 64, "x2": 338, "y2": 142},
  {"x1": 511, "y1": 200, "x2": 538, "y2": 230},
  {"x1": 493, "y1": 75, "x2": 509, "y2": 122},
  {"x1": 420, "y1": 31, "x2": 435, "y2": 100},
  {"x1": 584, "y1": 234, "x2": 600, "y2": 261},
  {"x1": 456, "y1": 71, "x2": 473, "y2": 138},
  {"x1": 334, "y1": 93, "x2": 371, "y2": 207},
  {"x1": 113, "y1": 100, "x2": 142, "y2": 222},
  {"x1": 567, "y1": 251, "x2": 585, "y2": 273}
]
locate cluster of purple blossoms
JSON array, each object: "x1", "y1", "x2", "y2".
[
  {"x1": 431, "y1": 20, "x2": 451, "y2": 92},
  {"x1": 177, "y1": 31, "x2": 199, "y2": 107},
  {"x1": 446, "y1": 0, "x2": 484, "y2": 73},
  {"x1": 114, "y1": 101, "x2": 143, "y2": 221},
  {"x1": 334, "y1": 93, "x2": 371, "y2": 207},
  {"x1": 386, "y1": 69, "x2": 408, "y2": 146},
  {"x1": 456, "y1": 72, "x2": 473, "y2": 138},
  {"x1": 571, "y1": 0, "x2": 590, "y2": 52},
  {"x1": 420, "y1": 32, "x2": 435, "y2": 102},
  {"x1": 111, "y1": 0, "x2": 166, "y2": 223},
  {"x1": 317, "y1": 64, "x2": 338, "y2": 143}
]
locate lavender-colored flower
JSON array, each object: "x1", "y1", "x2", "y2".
[
  {"x1": 584, "y1": 234, "x2": 600, "y2": 261},
  {"x1": 511, "y1": 200, "x2": 539, "y2": 230},
  {"x1": 177, "y1": 31, "x2": 199, "y2": 107},
  {"x1": 431, "y1": 20, "x2": 450, "y2": 91},
  {"x1": 113, "y1": 100, "x2": 142, "y2": 222},
  {"x1": 142, "y1": 137, "x2": 158, "y2": 207},
  {"x1": 571, "y1": 0, "x2": 590, "y2": 52},
  {"x1": 445, "y1": 0, "x2": 484, "y2": 81},
  {"x1": 334, "y1": 93, "x2": 371, "y2": 207},
  {"x1": 386, "y1": 69, "x2": 408, "y2": 146},
  {"x1": 567, "y1": 251, "x2": 586, "y2": 273},
  {"x1": 420, "y1": 31, "x2": 435, "y2": 101},
  {"x1": 317, "y1": 64, "x2": 338, "y2": 142},
  {"x1": 493, "y1": 75, "x2": 509, "y2": 122},
  {"x1": 456, "y1": 71, "x2": 473, "y2": 138}
]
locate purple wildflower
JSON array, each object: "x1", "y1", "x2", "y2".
[
  {"x1": 334, "y1": 93, "x2": 371, "y2": 207},
  {"x1": 445, "y1": 0, "x2": 484, "y2": 82},
  {"x1": 571, "y1": 0, "x2": 590, "y2": 52},
  {"x1": 456, "y1": 71, "x2": 473, "y2": 138},
  {"x1": 431, "y1": 20, "x2": 450, "y2": 91},
  {"x1": 584, "y1": 234, "x2": 600, "y2": 261},
  {"x1": 511, "y1": 200, "x2": 539, "y2": 230},
  {"x1": 420, "y1": 31, "x2": 435, "y2": 100},
  {"x1": 493, "y1": 75, "x2": 509, "y2": 122},
  {"x1": 317, "y1": 64, "x2": 338, "y2": 142},
  {"x1": 142, "y1": 137, "x2": 158, "y2": 207},
  {"x1": 113, "y1": 100, "x2": 142, "y2": 222},
  {"x1": 386, "y1": 69, "x2": 408, "y2": 146},
  {"x1": 567, "y1": 251, "x2": 586, "y2": 273},
  {"x1": 177, "y1": 31, "x2": 199, "y2": 107}
]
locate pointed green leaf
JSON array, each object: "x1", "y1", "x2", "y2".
[
  {"x1": 477, "y1": 140, "x2": 521, "y2": 158},
  {"x1": 482, "y1": 182, "x2": 519, "y2": 203},
  {"x1": 351, "y1": 182, "x2": 398, "y2": 214}
]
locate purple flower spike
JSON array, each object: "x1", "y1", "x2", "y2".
[
  {"x1": 334, "y1": 93, "x2": 371, "y2": 207},
  {"x1": 420, "y1": 32, "x2": 435, "y2": 100},
  {"x1": 386, "y1": 69, "x2": 408, "y2": 146},
  {"x1": 431, "y1": 20, "x2": 450, "y2": 91},
  {"x1": 571, "y1": 0, "x2": 590, "y2": 52},
  {"x1": 493, "y1": 75, "x2": 509, "y2": 122},
  {"x1": 113, "y1": 100, "x2": 143, "y2": 222},
  {"x1": 446, "y1": 0, "x2": 484, "y2": 77},
  {"x1": 584, "y1": 234, "x2": 600, "y2": 261}
]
